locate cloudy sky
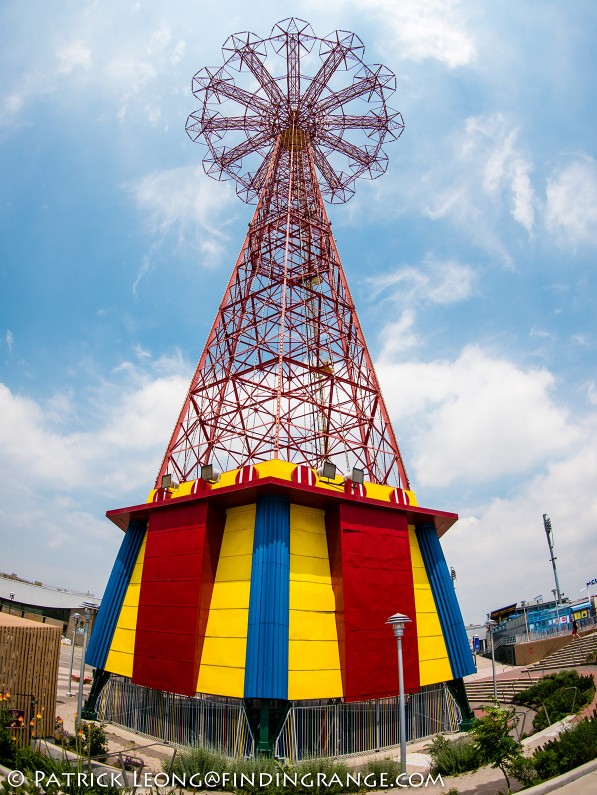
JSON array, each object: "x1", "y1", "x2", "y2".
[{"x1": 1, "y1": 0, "x2": 596, "y2": 624}]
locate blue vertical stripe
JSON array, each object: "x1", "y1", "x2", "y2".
[
  {"x1": 86, "y1": 519, "x2": 146, "y2": 670},
  {"x1": 416, "y1": 523, "x2": 475, "y2": 680},
  {"x1": 244, "y1": 495, "x2": 290, "y2": 699}
]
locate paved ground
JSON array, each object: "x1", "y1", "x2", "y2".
[
  {"x1": 50, "y1": 647, "x2": 596, "y2": 793},
  {"x1": 56, "y1": 644, "x2": 174, "y2": 774}
]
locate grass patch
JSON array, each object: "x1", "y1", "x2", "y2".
[{"x1": 168, "y1": 747, "x2": 406, "y2": 793}]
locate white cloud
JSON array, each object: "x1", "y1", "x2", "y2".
[
  {"x1": 378, "y1": 309, "x2": 420, "y2": 358},
  {"x1": 376, "y1": 339, "x2": 596, "y2": 622},
  {"x1": 130, "y1": 165, "x2": 236, "y2": 249},
  {"x1": 0, "y1": 356, "x2": 189, "y2": 495},
  {"x1": 377, "y1": 344, "x2": 578, "y2": 487},
  {"x1": 442, "y1": 424, "x2": 597, "y2": 622},
  {"x1": 128, "y1": 165, "x2": 237, "y2": 289},
  {"x1": 56, "y1": 41, "x2": 92, "y2": 75},
  {"x1": 326, "y1": 0, "x2": 476, "y2": 68},
  {"x1": 369, "y1": 257, "x2": 476, "y2": 308},
  {"x1": 5, "y1": 330, "x2": 14, "y2": 351},
  {"x1": 0, "y1": 354, "x2": 192, "y2": 591},
  {"x1": 545, "y1": 157, "x2": 597, "y2": 248}
]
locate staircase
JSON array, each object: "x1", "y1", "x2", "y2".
[
  {"x1": 465, "y1": 677, "x2": 539, "y2": 705},
  {"x1": 524, "y1": 628, "x2": 597, "y2": 672}
]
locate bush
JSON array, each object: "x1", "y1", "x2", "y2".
[
  {"x1": 168, "y1": 747, "x2": 411, "y2": 793},
  {"x1": 0, "y1": 707, "x2": 17, "y2": 767},
  {"x1": 425, "y1": 734, "x2": 481, "y2": 776},
  {"x1": 512, "y1": 670, "x2": 595, "y2": 732},
  {"x1": 169, "y1": 744, "x2": 229, "y2": 784},
  {"x1": 532, "y1": 707, "x2": 597, "y2": 781}
]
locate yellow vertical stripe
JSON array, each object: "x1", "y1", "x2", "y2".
[
  {"x1": 196, "y1": 504, "x2": 255, "y2": 697},
  {"x1": 104, "y1": 533, "x2": 148, "y2": 678},
  {"x1": 288, "y1": 504, "x2": 342, "y2": 700},
  {"x1": 408, "y1": 525, "x2": 453, "y2": 685}
]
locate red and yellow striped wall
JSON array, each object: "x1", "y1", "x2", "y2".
[{"x1": 87, "y1": 460, "x2": 473, "y2": 701}]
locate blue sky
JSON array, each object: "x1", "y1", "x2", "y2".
[{"x1": 1, "y1": 0, "x2": 596, "y2": 624}]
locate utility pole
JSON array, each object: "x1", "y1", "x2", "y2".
[{"x1": 543, "y1": 514, "x2": 563, "y2": 602}]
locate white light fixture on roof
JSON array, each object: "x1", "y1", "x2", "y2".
[
  {"x1": 317, "y1": 461, "x2": 337, "y2": 480},
  {"x1": 201, "y1": 463, "x2": 220, "y2": 483},
  {"x1": 351, "y1": 467, "x2": 365, "y2": 486}
]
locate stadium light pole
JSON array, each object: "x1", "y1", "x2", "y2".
[{"x1": 386, "y1": 613, "x2": 411, "y2": 774}]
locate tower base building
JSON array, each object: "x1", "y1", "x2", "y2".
[{"x1": 86, "y1": 461, "x2": 473, "y2": 757}]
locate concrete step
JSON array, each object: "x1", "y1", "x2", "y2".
[
  {"x1": 525, "y1": 631, "x2": 597, "y2": 670},
  {"x1": 465, "y1": 677, "x2": 536, "y2": 704}
]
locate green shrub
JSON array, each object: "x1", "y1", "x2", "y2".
[
  {"x1": 425, "y1": 734, "x2": 481, "y2": 776},
  {"x1": 168, "y1": 744, "x2": 229, "y2": 785},
  {"x1": 507, "y1": 754, "x2": 540, "y2": 788},
  {"x1": 513, "y1": 670, "x2": 595, "y2": 732},
  {"x1": 532, "y1": 707, "x2": 597, "y2": 781},
  {"x1": 70, "y1": 721, "x2": 109, "y2": 761},
  {"x1": 0, "y1": 707, "x2": 17, "y2": 767}
]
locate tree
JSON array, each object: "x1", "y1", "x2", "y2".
[{"x1": 470, "y1": 705, "x2": 523, "y2": 792}]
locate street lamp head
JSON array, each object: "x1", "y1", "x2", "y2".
[
  {"x1": 485, "y1": 618, "x2": 497, "y2": 631},
  {"x1": 386, "y1": 612, "x2": 411, "y2": 638}
]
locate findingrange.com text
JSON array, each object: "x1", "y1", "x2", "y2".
[{"x1": 7, "y1": 770, "x2": 444, "y2": 790}]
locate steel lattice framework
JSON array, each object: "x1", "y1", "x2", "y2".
[{"x1": 157, "y1": 18, "x2": 409, "y2": 488}]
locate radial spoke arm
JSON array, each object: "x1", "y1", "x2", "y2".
[
  {"x1": 238, "y1": 47, "x2": 286, "y2": 105},
  {"x1": 220, "y1": 130, "x2": 274, "y2": 168},
  {"x1": 318, "y1": 131, "x2": 377, "y2": 168},
  {"x1": 201, "y1": 115, "x2": 263, "y2": 133},
  {"x1": 302, "y1": 43, "x2": 348, "y2": 107},
  {"x1": 206, "y1": 77, "x2": 271, "y2": 116},
  {"x1": 323, "y1": 113, "x2": 383, "y2": 131},
  {"x1": 311, "y1": 145, "x2": 344, "y2": 191},
  {"x1": 316, "y1": 75, "x2": 380, "y2": 115}
]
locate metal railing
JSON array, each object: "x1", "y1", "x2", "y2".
[
  {"x1": 96, "y1": 678, "x2": 254, "y2": 758},
  {"x1": 274, "y1": 685, "x2": 462, "y2": 762}
]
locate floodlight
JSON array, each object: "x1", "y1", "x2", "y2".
[
  {"x1": 201, "y1": 463, "x2": 221, "y2": 483},
  {"x1": 317, "y1": 461, "x2": 337, "y2": 480},
  {"x1": 161, "y1": 474, "x2": 173, "y2": 489},
  {"x1": 351, "y1": 467, "x2": 365, "y2": 486}
]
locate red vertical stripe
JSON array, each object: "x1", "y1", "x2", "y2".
[
  {"x1": 132, "y1": 502, "x2": 225, "y2": 696},
  {"x1": 326, "y1": 503, "x2": 420, "y2": 701}
]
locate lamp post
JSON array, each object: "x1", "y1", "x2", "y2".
[
  {"x1": 8, "y1": 593, "x2": 15, "y2": 614},
  {"x1": 386, "y1": 612, "x2": 411, "y2": 775},
  {"x1": 66, "y1": 612, "x2": 80, "y2": 698},
  {"x1": 486, "y1": 619, "x2": 498, "y2": 703},
  {"x1": 76, "y1": 609, "x2": 91, "y2": 726}
]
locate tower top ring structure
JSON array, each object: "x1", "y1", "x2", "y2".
[{"x1": 186, "y1": 17, "x2": 404, "y2": 204}]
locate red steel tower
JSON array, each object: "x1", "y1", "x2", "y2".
[
  {"x1": 86, "y1": 19, "x2": 474, "y2": 758},
  {"x1": 157, "y1": 17, "x2": 408, "y2": 489}
]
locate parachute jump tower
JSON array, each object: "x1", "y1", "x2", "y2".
[{"x1": 87, "y1": 19, "x2": 474, "y2": 756}]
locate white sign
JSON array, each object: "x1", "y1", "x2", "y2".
[{"x1": 586, "y1": 578, "x2": 597, "y2": 588}]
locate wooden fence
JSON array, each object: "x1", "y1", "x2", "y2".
[{"x1": 0, "y1": 613, "x2": 61, "y2": 742}]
